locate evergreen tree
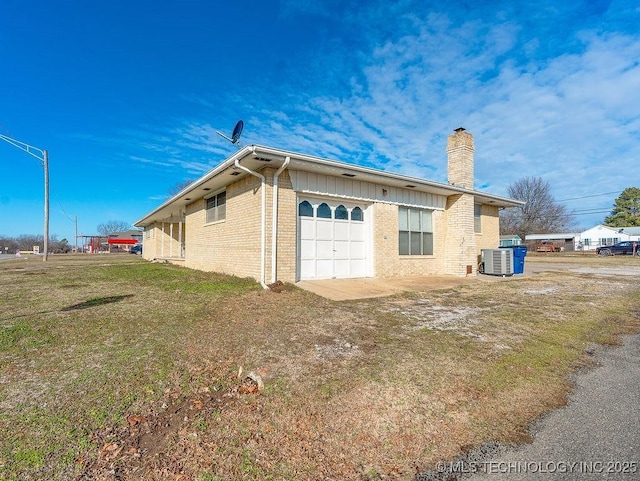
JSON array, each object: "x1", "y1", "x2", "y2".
[{"x1": 604, "y1": 187, "x2": 640, "y2": 227}]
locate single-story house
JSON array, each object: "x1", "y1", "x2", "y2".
[
  {"x1": 574, "y1": 224, "x2": 640, "y2": 250},
  {"x1": 134, "y1": 128, "x2": 523, "y2": 286}
]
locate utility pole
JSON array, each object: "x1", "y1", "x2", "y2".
[
  {"x1": 0, "y1": 133, "x2": 50, "y2": 261},
  {"x1": 43, "y1": 149, "x2": 49, "y2": 260}
]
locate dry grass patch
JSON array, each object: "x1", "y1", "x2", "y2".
[{"x1": 0, "y1": 255, "x2": 639, "y2": 480}]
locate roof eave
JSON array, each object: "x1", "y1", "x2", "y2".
[{"x1": 135, "y1": 144, "x2": 524, "y2": 225}]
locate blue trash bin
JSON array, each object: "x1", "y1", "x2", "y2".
[
  {"x1": 512, "y1": 245, "x2": 527, "y2": 274},
  {"x1": 499, "y1": 245, "x2": 527, "y2": 274}
]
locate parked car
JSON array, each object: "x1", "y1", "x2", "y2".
[
  {"x1": 130, "y1": 244, "x2": 142, "y2": 255},
  {"x1": 596, "y1": 241, "x2": 639, "y2": 256},
  {"x1": 536, "y1": 241, "x2": 561, "y2": 252}
]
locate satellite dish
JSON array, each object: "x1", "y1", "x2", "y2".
[
  {"x1": 216, "y1": 120, "x2": 244, "y2": 147},
  {"x1": 231, "y1": 120, "x2": 244, "y2": 143}
]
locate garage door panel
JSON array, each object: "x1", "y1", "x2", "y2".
[
  {"x1": 334, "y1": 222, "x2": 349, "y2": 240},
  {"x1": 300, "y1": 239, "x2": 316, "y2": 259},
  {"x1": 316, "y1": 259, "x2": 333, "y2": 278},
  {"x1": 300, "y1": 259, "x2": 315, "y2": 279},
  {"x1": 350, "y1": 241, "x2": 366, "y2": 258},
  {"x1": 316, "y1": 240, "x2": 334, "y2": 259},
  {"x1": 334, "y1": 260, "x2": 350, "y2": 277},
  {"x1": 316, "y1": 220, "x2": 333, "y2": 240},
  {"x1": 334, "y1": 240, "x2": 350, "y2": 258},
  {"x1": 300, "y1": 219, "x2": 315, "y2": 239},
  {"x1": 350, "y1": 223, "x2": 366, "y2": 241},
  {"x1": 298, "y1": 198, "x2": 369, "y2": 280},
  {"x1": 350, "y1": 259, "x2": 366, "y2": 277}
]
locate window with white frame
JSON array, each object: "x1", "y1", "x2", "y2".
[
  {"x1": 474, "y1": 204, "x2": 482, "y2": 233},
  {"x1": 599, "y1": 237, "x2": 618, "y2": 246},
  {"x1": 206, "y1": 191, "x2": 226, "y2": 223},
  {"x1": 398, "y1": 206, "x2": 433, "y2": 255}
]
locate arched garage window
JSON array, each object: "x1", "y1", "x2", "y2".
[
  {"x1": 317, "y1": 202, "x2": 332, "y2": 219},
  {"x1": 335, "y1": 205, "x2": 348, "y2": 220},
  {"x1": 298, "y1": 200, "x2": 313, "y2": 217},
  {"x1": 351, "y1": 206, "x2": 363, "y2": 221}
]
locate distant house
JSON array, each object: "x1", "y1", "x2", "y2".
[
  {"x1": 574, "y1": 225, "x2": 640, "y2": 251},
  {"x1": 525, "y1": 233, "x2": 578, "y2": 251},
  {"x1": 525, "y1": 225, "x2": 640, "y2": 251},
  {"x1": 499, "y1": 235, "x2": 522, "y2": 247},
  {"x1": 134, "y1": 129, "x2": 522, "y2": 285}
]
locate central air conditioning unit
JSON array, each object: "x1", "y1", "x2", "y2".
[{"x1": 481, "y1": 249, "x2": 514, "y2": 276}]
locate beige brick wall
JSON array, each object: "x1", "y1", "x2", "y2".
[
  {"x1": 474, "y1": 203, "x2": 500, "y2": 269},
  {"x1": 372, "y1": 203, "x2": 447, "y2": 277},
  {"x1": 274, "y1": 170, "x2": 298, "y2": 283},
  {"x1": 142, "y1": 163, "x2": 502, "y2": 282},
  {"x1": 444, "y1": 193, "x2": 478, "y2": 276},
  {"x1": 176, "y1": 167, "x2": 298, "y2": 284},
  {"x1": 475, "y1": 204, "x2": 500, "y2": 251},
  {"x1": 371, "y1": 198, "x2": 499, "y2": 278},
  {"x1": 184, "y1": 173, "x2": 263, "y2": 278}
]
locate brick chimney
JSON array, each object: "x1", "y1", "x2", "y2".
[
  {"x1": 446, "y1": 127, "x2": 474, "y2": 189},
  {"x1": 444, "y1": 127, "x2": 477, "y2": 276}
]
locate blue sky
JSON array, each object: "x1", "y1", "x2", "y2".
[{"x1": 1, "y1": 0, "x2": 638, "y2": 243}]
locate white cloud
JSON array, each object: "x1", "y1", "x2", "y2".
[{"x1": 136, "y1": 1, "x2": 639, "y2": 228}]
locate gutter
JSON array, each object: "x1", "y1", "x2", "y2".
[
  {"x1": 271, "y1": 156, "x2": 290, "y2": 284},
  {"x1": 234, "y1": 148, "x2": 269, "y2": 290}
]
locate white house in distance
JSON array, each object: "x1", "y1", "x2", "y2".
[
  {"x1": 525, "y1": 225, "x2": 640, "y2": 251},
  {"x1": 575, "y1": 225, "x2": 640, "y2": 250}
]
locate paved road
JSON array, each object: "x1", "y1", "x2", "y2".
[{"x1": 424, "y1": 334, "x2": 640, "y2": 480}]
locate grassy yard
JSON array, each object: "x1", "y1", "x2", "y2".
[{"x1": 0, "y1": 254, "x2": 639, "y2": 480}]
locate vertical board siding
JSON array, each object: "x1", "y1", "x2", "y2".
[{"x1": 290, "y1": 171, "x2": 446, "y2": 210}]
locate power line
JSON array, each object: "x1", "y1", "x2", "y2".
[
  {"x1": 558, "y1": 191, "x2": 621, "y2": 202},
  {"x1": 571, "y1": 209, "x2": 611, "y2": 216}
]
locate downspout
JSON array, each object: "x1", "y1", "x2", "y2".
[
  {"x1": 271, "y1": 156, "x2": 290, "y2": 284},
  {"x1": 235, "y1": 149, "x2": 268, "y2": 289}
]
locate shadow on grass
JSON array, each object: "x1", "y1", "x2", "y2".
[
  {"x1": 0, "y1": 295, "x2": 135, "y2": 321},
  {"x1": 61, "y1": 295, "x2": 134, "y2": 311}
]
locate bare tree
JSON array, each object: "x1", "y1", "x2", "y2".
[
  {"x1": 97, "y1": 220, "x2": 132, "y2": 236},
  {"x1": 499, "y1": 176, "x2": 576, "y2": 240},
  {"x1": 0, "y1": 236, "x2": 19, "y2": 254},
  {"x1": 17, "y1": 234, "x2": 44, "y2": 252}
]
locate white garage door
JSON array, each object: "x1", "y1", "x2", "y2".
[{"x1": 298, "y1": 198, "x2": 369, "y2": 280}]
